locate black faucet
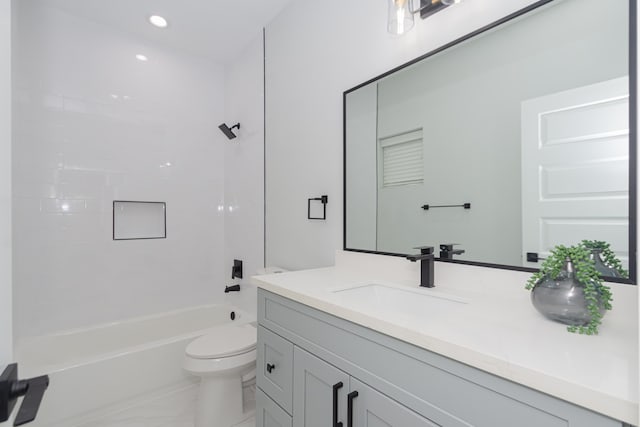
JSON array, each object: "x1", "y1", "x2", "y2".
[
  {"x1": 225, "y1": 284, "x2": 241, "y2": 293},
  {"x1": 406, "y1": 246, "x2": 435, "y2": 288},
  {"x1": 439, "y1": 243, "x2": 465, "y2": 260}
]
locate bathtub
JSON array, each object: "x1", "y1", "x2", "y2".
[{"x1": 15, "y1": 304, "x2": 255, "y2": 427}]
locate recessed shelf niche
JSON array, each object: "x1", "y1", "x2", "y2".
[{"x1": 113, "y1": 201, "x2": 166, "y2": 240}]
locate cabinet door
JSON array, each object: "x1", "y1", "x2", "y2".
[
  {"x1": 258, "y1": 326, "x2": 294, "y2": 413},
  {"x1": 293, "y1": 347, "x2": 350, "y2": 427},
  {"x1": 349, "y1": 379, "x2": 439, "y2": 427},
  {"x1": 257, "y1": 388, "x2": 293, "y2": 427}
]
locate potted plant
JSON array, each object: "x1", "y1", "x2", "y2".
[
  {"x1": 580, "y1": 240, "x2": 628, "y2": 279},
  {"x1": 525, "y1": 244, "x2": 613, "y2": 335}
]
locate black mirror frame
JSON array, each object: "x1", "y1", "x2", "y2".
[{"x1": 342, "y1": 0, "x2": 637, "y2": 285}]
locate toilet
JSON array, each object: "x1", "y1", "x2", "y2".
[{"x1": 184, "y1": 323, "x2": 257, "y2": 427}]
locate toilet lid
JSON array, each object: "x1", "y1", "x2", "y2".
[{"x1": 186, "y1": 324, "x2": 256, "y2": 359}]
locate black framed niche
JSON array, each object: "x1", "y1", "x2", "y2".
[{"x1": 113, "y1": 201, "x2": 167, "y2": 240}]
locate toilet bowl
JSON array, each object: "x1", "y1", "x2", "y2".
[{"x1": 184, "y1": 323, "x2": 257, "y2": 427}]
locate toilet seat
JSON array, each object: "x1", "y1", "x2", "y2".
[
  {"x1": 186, "y1": 324, "x2": 256, "y2": 359},
  {"x1": 183, "y1": 324, "x2": 257, "y2": 377}
]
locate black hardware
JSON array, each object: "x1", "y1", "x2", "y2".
[
  {"x1": 332, "y1": 381, "x2": 343, "y2": 427},
  {"x1": 219, "y1": 122, "x2": 241, "y2": 140},
  {"x1": 224, "y1": 284, "x2": 241, "y2": 293},
  {"x1": 230, "y1": 311, "x2": 236, "y2": 321},
  {"x1": 421, "y1": 202, "x2": 471, "y2": 211},
  {"x1": 266, "y1": 363, "x2": 275, "y2": 374},
  {"x1": 440, "y1": 243, "x2": 465, "y2": 260},
  {"x1": 406, "y1": 246, "x2": 435, "y2": 288},
  {"x1": 347, "y1": 391, "x2": 358, "y2": 427},
  {"x1": 308, "y1": 195, "x2": 329, "y2": 220},
  {"x1": 231, "y1": 259, "x2": 243, "y2": 279},
  {"x1": 14, "y1": 376, "x2": 48, "y2": 427},
  {"x1": 526, "y1": 252, "x2": 546, "y2": 263},
  {"x1": 1, "y1": 364, "x2": 49, "y2": 426}
]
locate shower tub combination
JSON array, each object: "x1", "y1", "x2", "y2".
[{"x1": 15, "y1": 304, "x2": 255, "y2": 427}]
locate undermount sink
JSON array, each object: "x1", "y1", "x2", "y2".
[{"x1": 332, "y1": 284, "x2": 468, "y2": 320}]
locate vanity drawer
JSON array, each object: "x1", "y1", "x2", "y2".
[
  {"x1": 256, "y1": 388, "x2": 292, "y2": 427},
  {"x1": 257, "y1": 325, "x2": 294, "y2": 414}
]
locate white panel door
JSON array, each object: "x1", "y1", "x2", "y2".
[{"x1": 522, "y1": 77, "x2": 629, "y2": 267}]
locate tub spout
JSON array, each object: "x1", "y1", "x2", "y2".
[{"x1": 224, "y1": 284, "x2": 241, "y2": 293}]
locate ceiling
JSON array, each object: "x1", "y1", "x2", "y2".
[{"x1": 44, "y1": 0, "x2": 296, "y2": 64}]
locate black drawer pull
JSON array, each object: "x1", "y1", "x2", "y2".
[
  {"x1": 347, "y1": 391, "x2": 358, "y2": 427},
  {"x1": 333, "y1": 382, "x2": 344, "y2": 427},
  {"x1": 266, "y1": 363, "x2": 275, "y2": 374}
]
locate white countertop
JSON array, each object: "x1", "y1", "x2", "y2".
[{"x1": 253, "y1": 251, "x2": 639, "y2": 425}]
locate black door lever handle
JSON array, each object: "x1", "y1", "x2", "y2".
[
  {"x1": 0, "y1": 364, "x2": 50, "y2": 426},
  {"x1": 14, "y1": 376, "x2": 49, "y2": 426}
]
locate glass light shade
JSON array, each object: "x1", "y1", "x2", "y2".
[{"x1": 388, "y1": 0, "x2": 414, "y2": 35}]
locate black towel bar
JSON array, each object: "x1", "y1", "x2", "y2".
[{"x1": 421, "y1": 202, "x2": 471, "y2": 211}]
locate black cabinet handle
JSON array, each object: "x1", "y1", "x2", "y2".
[
  {"x1": 332, "y1": 382, "x2": 343, "y2": 427},
  {"x1": 347, "y1": 391, "x2": 358, "y2": 427},
  {"x1": 266, "y1": 363, "x2": 275, "y2": 374}
]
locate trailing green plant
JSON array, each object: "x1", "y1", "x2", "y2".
[
  {"x1": 580, "y1": 240, "x2": 628, "y2": 278},
  {"x1": 525, "y1": 244, "x2": 613, "y2": 335}
]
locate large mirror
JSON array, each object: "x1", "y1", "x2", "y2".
[{"x1": 344, "y1": 0, "x2": 635, "y2": 282}]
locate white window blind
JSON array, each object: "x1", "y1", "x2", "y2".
[{"x1": 380, "y1": 129, "x2": 423, "y2": 187}]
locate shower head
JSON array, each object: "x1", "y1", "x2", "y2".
[{"x1": 218, "y1": 123, "x2": 240, "y2": 140}]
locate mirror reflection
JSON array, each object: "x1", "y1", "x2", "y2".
[{"x1": 344, "y1": 0, "x2": 632, "y2": 278}]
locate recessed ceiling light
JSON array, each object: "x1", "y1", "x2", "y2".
[
  {"x1": 136, "y1": 54, "x2": 148, "y2": 61},
  {"x1": 149, "y1": 15, "x2": 168, "y2": 28}
]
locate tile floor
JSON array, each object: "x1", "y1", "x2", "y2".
[{"x1": 70, "y1": 381, "x2": 255, "y2": 427}]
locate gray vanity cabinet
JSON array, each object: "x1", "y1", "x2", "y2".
[
  {"x1": 256, "y1": 289, "x2": 625, "y2": 427},
  {"x1": 293, "y1": 346, "x2": 437, "y2": 427},
  {"x1": 350, "y1": 378, "x2": 439, "y2": 427},
  {"x1": 257, "y1": 326, "x2": 294, "y2": 414},
  {"x1": 257, "y1": 388, "x2": 292, "y2": 427},
  {"x1": 293, "y1": 347, "x2": 349, "y2": 427}
]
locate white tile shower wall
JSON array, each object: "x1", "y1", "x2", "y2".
[
  {"x1": 264, "y1": 0, "x2": 540, "y2": 270},
  {"x1": 222, "y1": 33, "x2": 265, "y2": 316},
  {"x1": 0, "y1": 0, "x2": 12, "y2": 364},
  {"x1": 12, "y1": 2, "x2": 227, "y2": 339}
]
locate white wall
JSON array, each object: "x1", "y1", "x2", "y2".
[
  {"x1": 0, "y1": 0, "x2": 12, "y2": 364},
  {"x1": 222, "y1": 32, "x2": 265, "y2": 315},
  {"x1": 345, "y1": 84, "x2": 377, "y2": 250},
  {"x1": 265, "y1": 0, "x2": 544, "y2": 270},
  {"x1": 12, "y1": 2, "x2": 227, "y2": 339}
]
